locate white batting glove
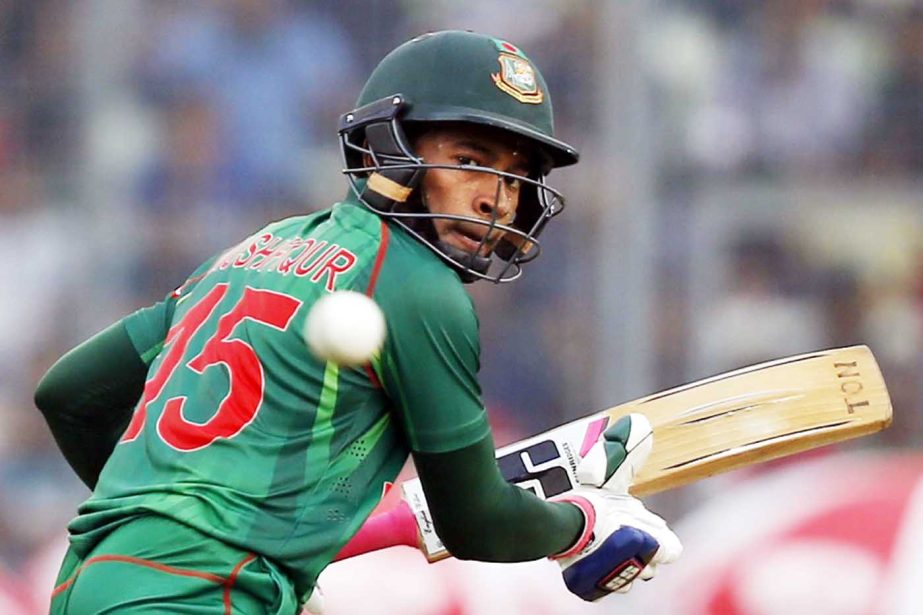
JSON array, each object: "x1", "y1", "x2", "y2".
[
  {"x1": 550, "y1": 414, "x2": 682, "y2": 601},
  {"x1": 303, "y1": 583, "x2": 325, "y2": 614}
]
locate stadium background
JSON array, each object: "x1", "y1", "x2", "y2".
[{"x1": 0, "y1": 1, "x2": 919, "y2": 612}]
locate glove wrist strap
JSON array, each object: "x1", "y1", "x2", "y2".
[{"x1": 549, "y1": 495, "x2": 596, "y2": 560}]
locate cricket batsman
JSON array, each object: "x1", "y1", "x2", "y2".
[{"x1": 35, "y1": 30, "x2": 681, "y2": 613}]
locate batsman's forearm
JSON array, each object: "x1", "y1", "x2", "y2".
[
  {"x1": 413, "y1": 436, "x2": 584, "y2": 561},
  {"x1": 34, "y1": 321, "x2": 148, "y2": 489}
]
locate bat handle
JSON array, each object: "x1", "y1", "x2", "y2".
[{"x1": 333, "y1": 499, "x2": 421, "y2": 561}]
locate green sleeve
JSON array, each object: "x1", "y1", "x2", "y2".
[
  {"x1": 371, "y1": 238, "x2": 582, "y2": 560},
  {"x1": 374, "y1": 237, "x2": 583, "y2": 561},
  {"x1": 413, "y1": 432, "x2": 584, "y2": 561},
  {"x1": 374, "y1": 260, "x2": 489, "y2": 453},
  {"x1": 123, "y1": 296, "x2": 176, "y2": 365},
  {"x1": 33, "y1": 255, "x2": 216, "y2": 489},
  {"x1": 34, "y1": 320, "x2": 150, "y2": 489}
]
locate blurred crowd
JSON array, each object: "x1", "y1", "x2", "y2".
[{"x1": 0, "y1": 0, "x2": 919, "y2": 611}]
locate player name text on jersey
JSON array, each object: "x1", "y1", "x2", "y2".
[{"x1": 211, "y1": 232, "x2": 358, "y2": 292}]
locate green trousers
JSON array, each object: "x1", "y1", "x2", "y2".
[{"x1": 50, "y1": 515, "x2": 299, "y2": 614}]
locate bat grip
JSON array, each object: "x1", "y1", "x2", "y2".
[{"x1": 333, "y1": 500, "x2": 420, "y2": 561}]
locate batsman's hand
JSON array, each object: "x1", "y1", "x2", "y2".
[{"x1": 550, "y1": 414, "x2": 682, "y2": 601}]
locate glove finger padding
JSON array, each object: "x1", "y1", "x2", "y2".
[
  {"x1": 553, "y1": 492, "x2": 682, "y2": 602},
  {"x1": 552, "y1": 483, "x2": 682, "y2": 601},
  {"x1": 575, "y1": 413, "x2": 653, "y2": 493},
  {"x1": 616, "y1": 581, "x2": 635, "y2": 594},
  {"x1": 561, "y1": 525, "x2": 660, "y2": 601},
  {"x1": 598, "y1": 493, "x2": 683, "y2": 565},
  {"x1": 638, "y1": 562, "x2": 658, "y2": 581}
]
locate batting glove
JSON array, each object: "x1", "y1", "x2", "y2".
[
  {"x1": 550, "y1": 414, "x2": 683, "y2": 601},
  {"x1": 303, "y1": 583, "x2": 325, "y2": 614}
]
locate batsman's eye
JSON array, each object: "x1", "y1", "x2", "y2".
[{"x1": 455, "y1": 155, "x2": 479, "y2": 167}]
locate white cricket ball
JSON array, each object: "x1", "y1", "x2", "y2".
[{"x1": 304, "y1": 290, "x2": 387, "y2": 366}]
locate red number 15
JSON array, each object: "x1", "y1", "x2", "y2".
[{"x1": 121, "y1": 283, "x2": 302, "y2": 451}]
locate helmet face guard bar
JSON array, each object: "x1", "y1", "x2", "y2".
[{"x1": 338, "y1": 95, "x2": 567, "y2": 283}]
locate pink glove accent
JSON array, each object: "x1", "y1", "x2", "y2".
[{"x1": 548, "y1": 495, "x2": 596, "y2": 560}]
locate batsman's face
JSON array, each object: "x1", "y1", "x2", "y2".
[{"x1": 413, "y1": 125, "x2": 532, "y2": 257}]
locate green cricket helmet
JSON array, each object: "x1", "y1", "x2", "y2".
[{"x1": 338, "y1": 30, "x2": 579, "y2": 283}]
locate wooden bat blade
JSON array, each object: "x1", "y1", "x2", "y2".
[
  {"x1": 335, "y1": 345, "x2": 891, "y2": 563},
  {"x1": 614, "y1": 345, "x2": 891, "y2": 495}
]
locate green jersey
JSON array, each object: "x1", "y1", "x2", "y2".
[{"x1": 69, "y1": 199, "x2": 491, "y2": 599}]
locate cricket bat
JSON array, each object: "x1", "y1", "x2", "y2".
[{"x1": 335, "y1": 345, "x2": 891, "y2": 563}]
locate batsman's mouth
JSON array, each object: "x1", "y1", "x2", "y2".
[{"x1": 445, "y1": 226, "x2": 499, "y2": 256}]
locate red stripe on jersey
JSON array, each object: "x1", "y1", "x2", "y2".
[
  {"x1": 171, "y1": 271, "x2": 209, "y2": 298},
  {"x1": 365, "y1": 220, "x2": 391, "y2": 297},
  {"x1": 364, "y1": 364, "x2": 382, "y2": 389},
  {"x1": 223, "y1": 553, "x2": 258, "y2": 615},
  {"x1": 51, "y1": 554, "x2": 227, "y2": 599},
  {"x1": 51, "y1": 551, "x2": 260, "y2": 610},
  {"x1": 363, "y1": 220, "x2": 390, "y2": 390}
]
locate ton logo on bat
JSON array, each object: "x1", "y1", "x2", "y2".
[{"x1": 834, "y1": 360, "x2": 870, "y2": 415}]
